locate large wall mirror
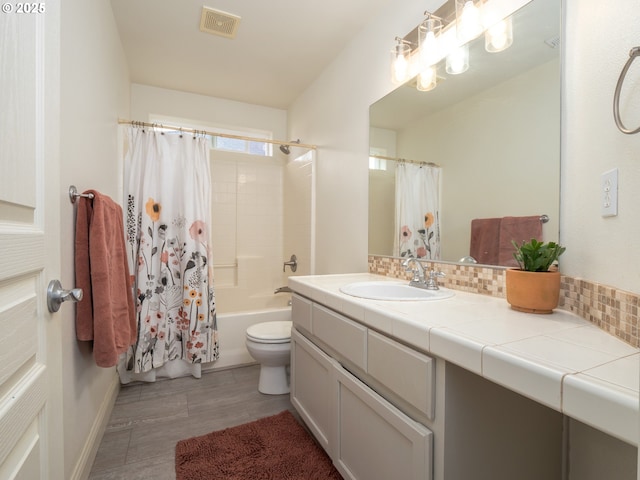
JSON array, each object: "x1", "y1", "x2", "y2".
[{"x1": 369, "y1": 0, "x2": 561, "y2": 266}]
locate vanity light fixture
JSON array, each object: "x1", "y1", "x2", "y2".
[
  {"x1": 455, "y1": 0, "x2": 484, "y2": 44},
  {"x1": 391, "y1": 37, "x2": 413, "y2": 85},
  {"x1": 446, "y1": 44, "x2": 469, "y2": 74},
  {"x1": 485, "y1": 15, "x2": 513, "y2": 52},
  {"x1": 390, "y1": 0, "x2": 515, "y2": 91}
]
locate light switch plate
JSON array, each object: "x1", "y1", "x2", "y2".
[{"x1": 601, "y1": 168, "x2": 618, "y2": 217}]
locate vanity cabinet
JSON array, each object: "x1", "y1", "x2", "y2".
[
  {"x1": 290, "y1": 294, "x2": 433, "y2": 480},
  {"x1": 291, "y1": 292, "x2": 570, "y2": 480}
]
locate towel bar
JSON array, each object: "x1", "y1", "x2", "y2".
[{"x1": 69, "y1": 185, "x2": 95, "y2": 204}]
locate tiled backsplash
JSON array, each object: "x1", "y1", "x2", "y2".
[{"x1": 369, "y1": 255, "x2": 640, "y2": 348}]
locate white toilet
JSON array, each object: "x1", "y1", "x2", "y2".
[{"x1": 245, "y1": 320, "x2": 292, "y2": 395}]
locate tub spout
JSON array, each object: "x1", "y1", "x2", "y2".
[{"x1": 274, "y1": 286, "x2": 293, "y2": 294}]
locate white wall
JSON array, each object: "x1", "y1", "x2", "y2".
[
  {"x1": 130, "y1": 84, "x2": 287, "y2": 139},
  {"x1": 562, "y1": 0, "x2": 640, "y2": 294},
  {"x1": 60, "y1": 0, "x2": 130, "y2": 477}
]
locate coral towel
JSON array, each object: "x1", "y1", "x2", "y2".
[{"x1": 75, "y1": 190, "x2": 136, "y2": 367}]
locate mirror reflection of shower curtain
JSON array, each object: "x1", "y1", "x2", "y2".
[
  {"x1": 118, "y1": 126, "x2": 219, "y2": 383},
  {"x1": 394, "y1": 163, "x2": 441, "y2": 259}
]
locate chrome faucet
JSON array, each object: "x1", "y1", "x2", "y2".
[
  {"x1": 402, "y1": 258, "x2": 446, "y2": 290},
  {"x1": 424, "y1": 269, "x2": 446, "y2": 290},
  {"x1": 402, "y1": 257, "x2": 426, "y2": 287}
]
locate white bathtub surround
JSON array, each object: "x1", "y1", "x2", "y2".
[
  {"x1": 215, "y1": 256, "x2": 292, "y2": 313},
  {"x1": 210, "y1": 153, "x2": 289, "y2": 309},
  {"x1": 289, "y1": 273, "x2": 639, "y2": 447}
]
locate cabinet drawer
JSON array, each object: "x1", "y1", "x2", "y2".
[
  {"x1": 291, "y1": 293, "x2": 312, "y2": 333},
  {"x1": 312, "y1": 303, "x2": 367, "y2": 371},
  {"x1": 367, "y1": 330, "x2": 435, "y2": 420}
]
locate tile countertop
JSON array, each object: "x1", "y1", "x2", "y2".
[{"x1": 288, "y1": 273, "x2": 640, "y2": 446}]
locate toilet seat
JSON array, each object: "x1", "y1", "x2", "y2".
[{"x1": 246, "y1": 321, "x2": 292, "y2": 344}]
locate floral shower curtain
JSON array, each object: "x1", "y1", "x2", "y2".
[
  {"x1": 394, "y1": 162, "x2": 441, "y2": 259},
  {"x1": 121, "y1": 126, "x2": 218, "y2": 376}
]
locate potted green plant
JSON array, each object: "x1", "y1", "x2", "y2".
[{"x1": 505, "y1": 239, "x2": 566, "y2": 314}]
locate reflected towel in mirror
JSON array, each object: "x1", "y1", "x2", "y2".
[
  {"x1": 470, "y1": 217, "x2": 501, "y2": 265},
  {"x1": 470, "y1": 216, "x2": 543, "y2": 267},
  {"x1": 498, "y1": 216, "x2": 543, "y2": 267}
]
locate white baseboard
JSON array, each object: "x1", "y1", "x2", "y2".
[{"x1": 68, "y1": 373, "x2": 120, "y2": 480}]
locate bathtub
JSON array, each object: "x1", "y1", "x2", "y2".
[{"x1": 206, "y1": 307, "x2": 292, "y2": 372}]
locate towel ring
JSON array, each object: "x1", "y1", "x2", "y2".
[{"x1": 613, "y1": 46, "x2": 640, "y2": 134}]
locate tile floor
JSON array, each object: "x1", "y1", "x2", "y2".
[{"x1": 88, "y1": 364, "x2": 294, "y2": 479}]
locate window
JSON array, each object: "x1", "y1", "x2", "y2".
[
  {"x1": 211, "y1": 128, "x2": 273, "y2": 157},
  {"x1": 369, "y1": 147, "x2": 388, "y2": 171}
]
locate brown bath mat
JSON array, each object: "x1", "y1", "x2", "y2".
[{"x1": 175, "y1": 410, "x2": 342, "y2": 479}]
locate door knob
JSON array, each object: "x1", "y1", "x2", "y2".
[{"x1": 47, "y1": 280, "x2": 83, "y2": 313}]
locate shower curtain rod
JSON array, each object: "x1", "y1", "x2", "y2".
[
  {"x1": 370, "y1": 154, "x2": 440, "y2": 168},
  {"x1": 117, "y1": 119, "x2": 317, "y2": 150}
]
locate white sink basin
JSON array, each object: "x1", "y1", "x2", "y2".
[{"x1": 339, "y1": 281, "x2": 454, "y2": 301}]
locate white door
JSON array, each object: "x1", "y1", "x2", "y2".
[{"x1": 0, "y1": 2, "x2": 64, "y2": 479}]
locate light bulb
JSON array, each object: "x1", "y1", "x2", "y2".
[
  {"x1": 458, "y1": 1, "x2": 482, "y2": 42},
  {"x1": 417, "y1": 66, "x2": 437, "y2": 92},
  {"x1": 446, "y1": 45, "x2": 469, "y2": 75},
  {"x1": 490, "y1": 28, "x2": 507, "y2": 50},
  {"x1": 393, "y1": 54, "x2": 408, "y2": 83},
  {"x1": 420, "y1": 31, "x2": 439, "y2": 67},
  {"x1": 419, "y1": 15, "x2": 442, "y2": 69},
  {"x1": 485, "y1": 16, "x2": 513, "y2": 52},
  {"x1": 391, "y1": 40, "x2": 411, "y2": 85}
]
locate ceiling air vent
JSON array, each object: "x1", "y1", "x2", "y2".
[
  {"x1": 199, "y1": 7, "x2": 241, "y2": 39},
  {"x1": 545, "y1": 36, "x2": 561, "y2": 49}
]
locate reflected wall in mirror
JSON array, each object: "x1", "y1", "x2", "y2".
[{"x1": 369, "y1": 0, "x2": 561, "y2": 266}]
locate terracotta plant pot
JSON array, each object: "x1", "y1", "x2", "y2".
[{"x1": 505, "y1": 269, "x2": 561, "y2": 314}]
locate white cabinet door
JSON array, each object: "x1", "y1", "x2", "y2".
[
  {"x1": 334, "y1": 366, "x2": 433, "y2": 480},
  {"x1": 290, "y1": 327, "x2": 337, "y2": 455},
  {"x1": 0, "y1": 3, "x2": 63, "y2": 479}
]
